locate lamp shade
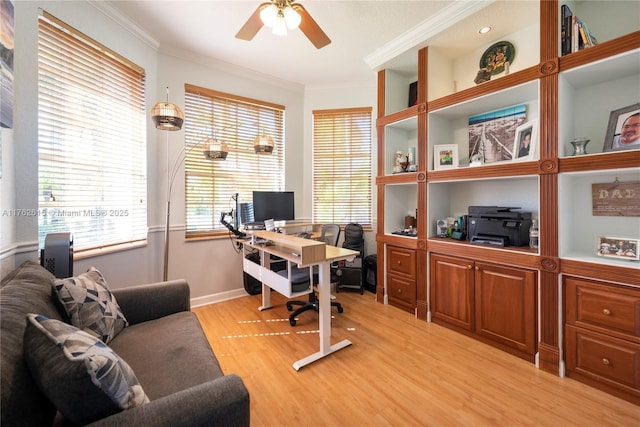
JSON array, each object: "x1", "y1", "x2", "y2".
[
  {"x1": 203, "y1": 137, "x2": 229, "y2": 160},
  {"x1": 254, "y1": 133, "x2": 275, "y2": 154},
  {"x1": 151, "y1": 102, "x2": 184, "y2": 131}
]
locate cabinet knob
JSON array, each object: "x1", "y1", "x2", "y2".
[
  {"x1": 397, "y1": 289, "x2": 402, "y2": 294},
  {"x1": 475, "y1": 266, "x2": 479, "y2": 271},
  {"x1": 602, "y1": 308, "x2": 611, "y2": 316},
  {"x1": 397, "y1": 261, "x2": 401, "y2": 265},
  {"x1": 468, "y1": 265, "x2": 473, "y2": 269},
  {"x1": 602, "y1": 358, "x2": 610, "y2": 366}
]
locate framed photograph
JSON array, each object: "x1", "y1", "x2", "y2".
[
  {"x1": 512, "y1": 120, "x2": 537, "y2": 161},
  {"x1": 469, "y1": 104, "x2": 527, "y2": 164},
  {"x1": 603, "y1": 103, "x2": 640, "y2": 152},
  {"x1": 434, "y1": 144, "x2": 458, "y2": 170},
  {"x1": 408, "y1": 81, "x2": 418, "y2": 107},
  {"x1": 597, "y1": 236, "x2": 639, "y2": 261}
]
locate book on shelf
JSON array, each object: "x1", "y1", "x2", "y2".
[{"x1": 561, "y1": 4, "x2": 598, "y2": 56}]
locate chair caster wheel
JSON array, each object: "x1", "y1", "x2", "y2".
[
  {"x1": 289, "y1": 318, "x2": 296, "y2": 326},
  {"x1": 286, "y1": 303, "x2": 293, "y2": 311},
  {"x1": 337, "y1": 307, "x2": 344, "y2": 313}
]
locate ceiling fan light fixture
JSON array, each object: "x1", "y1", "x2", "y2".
[
  {"x1": 260, "y1": 3, "x2": 278, "y2": 27},
  {"x1": 283, "y1": 6, "x2": 301, "y2": 29},
  {"x1": 272, "y1": 13, "x2": 288, "y2": 36}
]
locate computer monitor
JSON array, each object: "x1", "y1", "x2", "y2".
[{"x1": 252, "y1": 191, "x2": 295, "y2": 222}]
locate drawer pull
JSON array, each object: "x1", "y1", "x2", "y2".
[
  {"x1": 602, "y1": 358, "x2": 610, "y2": 366},
  {"x1": 602, "y1": 308, "x2": 611, "y2": 316},
  {"x1": 397, "y1": 289, "x2": 402, "y2": 294},
  {"x1": 397, "y1": 261, "x2": 401, "y2": 265}
]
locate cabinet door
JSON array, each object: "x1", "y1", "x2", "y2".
[
  {"x1": 430, "y1": 254, "x2": 474, "y2": 331},
  {"x1": 475, "y1": 262, "x2": 537, "y2": 355}
]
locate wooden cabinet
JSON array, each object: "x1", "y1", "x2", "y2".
[
  {"x1": 374, "y1": 0, "x2": 640, "y2": 400},
  {"x1": 386, "y1": 246, "x2": 416, "y2": 313},
  {"x1": 431, "y1": 254, "x2": 537, "y2": 361},
  {"x1": 564, "y1": 276, "x2": 640, "y2": 405}
]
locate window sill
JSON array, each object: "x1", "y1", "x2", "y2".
[{"x1": 74, "y1": 240, "x2": 147, "y2": 260}]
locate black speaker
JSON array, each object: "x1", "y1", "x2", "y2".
[{"x1": 41, "y1": 232, "x2": 74, "y2": 278}]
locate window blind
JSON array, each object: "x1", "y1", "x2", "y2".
[
  {"x1": 37, "y1": 11, "x2": 147, "y2": 251},
  {"x1": 184, "y1": 84, "x2": 285, "y2": 236},
  {"x1": 312, "y1": 107, "x2": 372, "y2": 226}
]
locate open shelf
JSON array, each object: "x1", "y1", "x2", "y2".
[{"x1": 558, "y1": 167, "x2": 640, "y2": 270}]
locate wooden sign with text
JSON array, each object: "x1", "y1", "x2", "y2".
[{"x1": 592, "y1": 181, "x2": 640, "y2": 217}]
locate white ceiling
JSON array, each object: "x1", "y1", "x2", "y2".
[{"x1": 101, "y1": 0, "x2": 532, "y2": 88}]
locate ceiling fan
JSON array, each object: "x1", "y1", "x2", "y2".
[{"x1": 236, "y1": 0, "x2": 331, "y2": 49}]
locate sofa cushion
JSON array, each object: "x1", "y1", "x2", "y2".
[
  {"x1": 53, "y1": 267, "x2": 128, "y2": 343},
  {"x1": 108, "y1": 311, "x2": 224, "y2": 400},
  {"x1": 24, "y1": 313, "x2": 149, "y2": 425},
  {"x1": 1, "y1": 261, "x2": 62, "y2": 426}
]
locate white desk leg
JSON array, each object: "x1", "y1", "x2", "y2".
[{"x1": 292, "y1": 262, "x2": 351, "y2": 371}]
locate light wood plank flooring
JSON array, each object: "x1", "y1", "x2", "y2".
[{"x1": 193, "y1": 291, "x2": 639, "y2": 426}]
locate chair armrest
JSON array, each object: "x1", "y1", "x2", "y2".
[
  {"x1": 111, "y1": 280, "x2": 190, "y2": 325},
  {"x1": 88, "y1": 374, "x2": 250, "y2": 427}
]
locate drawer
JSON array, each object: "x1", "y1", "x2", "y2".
[
  {"x1": 387, "y1": 274, "x2": 415, "y2": 305},
  {"x1": 565, "y1": 277, "x2": 640, "y2": 340},
  {"x1": 565, "y1": 325, "x2": 640, "y2": 393},
  {"x1": 387, "y1": 246, "x2": 416, "y2": 277}
]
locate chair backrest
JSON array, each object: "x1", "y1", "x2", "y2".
[
  {"x1": 342, "y1": 223, "x2": 364, "y2": 256},
  {"x1": 320, "y1": 224, "x2": 341, "y2": 246}
]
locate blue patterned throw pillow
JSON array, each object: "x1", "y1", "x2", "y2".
[
  {"x1": 23, "y1": 314, "x2": 149, "y2": 425},
  {"x1": 53, "y1": 267, "x2": 127, "y2": 343}
]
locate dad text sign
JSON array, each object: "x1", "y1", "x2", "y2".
[{"x1": 592, "y1": 181, "x2": 640, "y2": 217}]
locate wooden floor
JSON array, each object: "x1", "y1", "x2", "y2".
[{"x1": 193, "y1": 291, "x2": 639, "y2": 426}]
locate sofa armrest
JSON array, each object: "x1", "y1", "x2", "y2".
[
  {"x1": 112, "y1": 280, "x2": 190, "y2": 325},
  {"x1": 88, "y1": 374, "x2": 250, "y2": 427}
]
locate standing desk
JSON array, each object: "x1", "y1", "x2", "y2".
[{"x1": 242, "y1": 231, "x2": 358, "y2": 370}]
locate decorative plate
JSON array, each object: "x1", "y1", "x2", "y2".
[{"x1": 479, "y1": 41, "x2": 516, "y2": 75}]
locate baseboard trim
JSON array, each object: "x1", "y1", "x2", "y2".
[{"x1": 191, "y1": 288, "x2": 248, "y2": 308}]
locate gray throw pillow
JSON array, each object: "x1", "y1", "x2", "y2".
[
  {"x1": 52, "y1": 267, "x2": 127, "y2": 343},
  {"x1": 23, "y1": 313, "x2": 149, "y2": 425}
]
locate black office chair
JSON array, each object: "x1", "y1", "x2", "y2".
[{"x1": 277, "y1": 224, "x2": 343, "y2": 326}]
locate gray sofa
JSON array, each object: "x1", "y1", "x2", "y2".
[{"x1": 1, "y1": 261, "x2": 250, "y2": 426}]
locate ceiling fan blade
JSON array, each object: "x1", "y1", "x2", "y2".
[
  {"x1": 293, "y1": 4, "x2": 331, "y2": 49},
  {"x1": 235, "y1": 2, "x2": 270, "y2": 41}
]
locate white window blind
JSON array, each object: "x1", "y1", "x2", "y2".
[
  {"x1": 312, "y1": 107, "x2": 372, "y2": 226},
  {"x1": 184, "y1": 84, "x2": 285, "y2": 237},
  {"x1": 37, "y1": 11, "x2": 147, "y2": 251}
]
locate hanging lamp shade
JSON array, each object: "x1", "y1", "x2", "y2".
[
  {"x1": 203, "y1": 137, "x2": 229, "y2": 160},
  {"x1": 253, "y1": 132, "x2": 275, "y2": 154},
  {"x1": 151, "y1": 101, "x2": 184, "y2": 131}
]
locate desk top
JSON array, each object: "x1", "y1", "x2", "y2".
[{"x1": 244, "y1": 231, "x2": 357, "y2": 265}]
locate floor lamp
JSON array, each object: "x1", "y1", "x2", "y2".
[{"x1": 151, "y1": 88, "x2": 229, "y2": 281}]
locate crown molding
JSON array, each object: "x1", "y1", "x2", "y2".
[
  {"x1": 159, "y1": 44, "x2": 305, "y2": 93},
  {"x1": 87, "y1": 0, "x2": 160, "y2": 51},
  {"x1": 364, "y1": 0, "x2": 494, "y2": 71}
]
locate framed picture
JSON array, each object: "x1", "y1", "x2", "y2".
[
  {"x1": 603, "y1": 103, "x2": 640, "y2": 152},
  {"x1": 408, "y1": 81, "x2": 418, "y2": 107},
  {"x1": 512, "y1": 120, "x2": 537, "y2": 161},
  {"x1": 597, "y1": 236, "x2": 639, "y2": 261},
  {"x1": 434, "y1": 144, "x2": 458, "y2": 170},
  {"x1": 469, "y1": 104, "x2": 527, "y2": 164}
]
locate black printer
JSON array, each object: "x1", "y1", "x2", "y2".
[{"x1": 467, "y1": 206, "x2": 532, "y2": 247}]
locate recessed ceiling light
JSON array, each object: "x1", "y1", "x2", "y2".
[{"x1": 478, "y1": 26, "x2": 493, "y2": 35}]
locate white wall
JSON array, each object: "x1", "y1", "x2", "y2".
[{"x1": 2, "y1": 0, "x2": 379, "y2": 302}]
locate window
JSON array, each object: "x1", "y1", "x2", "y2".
[
  {"x1": 37, "y1": 11, "x2": 147, "y2": 252},
  {"x1": 312, "y1": 107, "x2": 372, "y2": 226},
  {"x1": 184, "y1": 84, "x2": 285, "y2": 237}
]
